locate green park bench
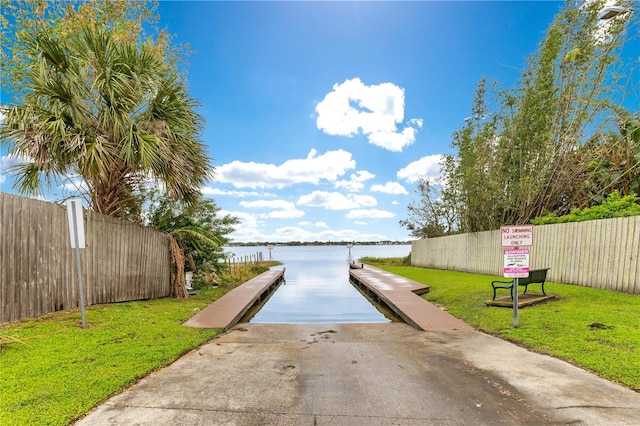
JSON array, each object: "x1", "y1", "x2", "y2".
[{"x1": 491, "y1": 268, "x2": 550, "y2": 300}]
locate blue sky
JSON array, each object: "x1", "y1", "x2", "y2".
[
  {"x1": 162, "y1": 0, "x2": 562, "y2": 243},
  {"x1": 1, "y1": 1, "x2": 634, "y2": 243}
]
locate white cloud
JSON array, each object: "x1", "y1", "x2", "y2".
[
  {"x1": 239, "y1": 199, "x2": 305, "y2": 219},
  {"x1": 271, "y1": 226, "x2": 387, "y2": 243},
  {"x1": 221, "y1": 210, "x2": 260, "y2": 229},
  {"x1": 1, "y1": 153, "x2": 27, "y2": 175},
  {"x1": 367, "y1": 126, "x2": 421, "y2": 153},
  {"x1": 297, "y1": 190, "x2": 377, "y2": 210},
  {"x1": 0, "y1": 155, "x2": 11, "y2": 185},
  {"x1": 202, "y1": 187, "x2": 276, "y2": 198},
  {"x1": 273, "y1": 226, "x2": 312, "y2": 240},
  {"x1": 334, "y1": 170, "x2": 375, "y2": 192},
  {"x1": 299, "y1": 221, "x2": 330, "y2": 228},
  {"x1": 397, "y1": 154, "x2": 443, "y2": 183},
  {"x1": 260, "y1": 209, "x2": 305, "y2": 219},
  {"x1": 226, "y1": 220, "x2": 389, "y2": 243},
  {"x1": 315, "y1": 78, "x2": 423, "y2": 152},
  {"x1": 215, "y1": 149, "x2": 355, "y2": 189},
  {"x1": 346, "y1": 209, "x2": 396, "y2": 219},
  {"x1": 59, "y1": 175, "x2": 88, "y2": 192},
  {"x1": 370, "y1": 181, "x2": 408, "y2": 195},
  {"x1": 239, "y1": 199, "x2": 295, "y2": 210}
]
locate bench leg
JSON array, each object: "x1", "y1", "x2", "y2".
[{"x1": 492, "y1": 283, "x2": 515, "y2": 300}]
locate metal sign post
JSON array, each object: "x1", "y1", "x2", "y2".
[
  {"x1": 66, "y1": 199, "x2": 87, "y2": 328},
  {"x1": 513, "y1": 277, "x2": 519, "y2": 327},
  {"x1": 502, "y1": 226, "x2": 534, "y2": 328}
]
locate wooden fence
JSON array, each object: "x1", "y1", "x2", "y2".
[
  {"x1": 1, "y1": 193, "x2": 171, "y2": 322},
  {"x1": 411, "y1": 216, "x2": 640, "y2": 294}
]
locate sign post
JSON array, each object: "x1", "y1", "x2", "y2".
[
  {"x1": 501, "y1": 225, "x2": 534, "y2": 328},
  {"x1": 66, "y1": 199, "x2": 87, "y2": 328}
]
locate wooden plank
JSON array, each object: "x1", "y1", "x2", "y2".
[
  {"x1": 548, "y1": 224, "x2": 560, "y2": 284},
  {"x1": 21, "y1": 197, "x2": 31, "y2": 319},
  {"x1": 609, "y1": 218, "x2": 621, "y2": 291},
  {"x1": 617, "y1": 217, "x2": 629, "y2": 293},
  {"x1": 629, "y1": 217, "x2": 640, "y2": 294},
  {"x1": 35, "y1": 199, "x2": 44, "y2": 316},
  {"x1": 586, "y1": 220, "x2": 597, "y2": 288},
  {"x1": 1, "y1": 194, "x2": 15, "y2": 321},
  {"x1": 607, "y1": 218, "x2": 619, "y2": 291},
  {"x1": 582, "y1": 220, "x2": 592, "y2": 288},
  {"x1": 541, "y1": 224, "x2": 552, "y2": 281},
  {"x1": 600, "y1": 219, "x2": 612, "y2": 290},
  {"x1": 591, "y1": 219, "x2": 602, "y2": 289},
  {"x1": 573, "y1": 221, "x2": 584, "y2": 288}
]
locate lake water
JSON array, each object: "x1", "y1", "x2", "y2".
[{"x1": 224, "y1": 244, "x2": 411, "y2": 324}]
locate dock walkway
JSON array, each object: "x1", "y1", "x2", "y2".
[
  {"x1": 185, "y1": 265, "x2": 471, "y2": 332},
  {"x1": 184, "y1": 269, "x2": 284, "y2": 329},
  {"x1": 349, "y1": 265, "x2": 473, "y2": 331}
]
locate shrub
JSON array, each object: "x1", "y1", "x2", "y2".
[{"x1": 532, "y1": 191, "x2": 640, "y2": 224}]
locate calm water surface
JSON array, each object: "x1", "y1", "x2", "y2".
[{"x1": 224, "y1": 245, "x2": 411, "y2": 324}]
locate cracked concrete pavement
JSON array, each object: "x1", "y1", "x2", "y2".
[{"x1": 76, "y1": 323, "x2": 640, "y2": 425}]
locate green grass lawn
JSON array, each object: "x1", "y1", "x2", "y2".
[
  {"x1": 373, "y1": 264, "x2": 640, "y2": 391},
  {"x1": 1, "y1": 285, "x2": 234, "y2": 426},
  {"x1": 2, "y1": 262, "x2": 638, "y2": 425}
]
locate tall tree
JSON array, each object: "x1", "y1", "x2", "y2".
[
  {"x1": 1, "y1": 0, "x2": 184, "y2": 101},
  {"x1": 496, "y1": 0, "x2": 637, "y2": 224},
  {"x1": 448, "y1": 77, "x2": 502, "y2": 232},
  {"x1": 1, "y1": 2, "x2": 211, "y2": 220},
  {"x1": 584, "y1": 108, "x2": 640, "y2": 201},
  {"x1": 429, "y1": 0, "x2": 638, "y2": 234},
  {"x1": 399, "y1": 177, "x2": 459, "y2": 238}
]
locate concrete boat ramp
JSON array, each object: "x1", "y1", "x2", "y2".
[{"x1": 76, "y1": 265, "x2": 640, "y2": 425}]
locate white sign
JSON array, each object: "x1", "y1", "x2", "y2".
[
  {"x1": 501, "y1": 225, "x2": 534, "y2": 247},
  {"x1": 504, "y1": 249, "x2": 530, "y2": 278},
  {"x1": 66, "y1": 199, "x2": 86, "y2": 249}
]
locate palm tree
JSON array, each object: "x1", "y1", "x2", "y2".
[{"x1": 1, "y1": 26, "x2": 213, "y2": 220}]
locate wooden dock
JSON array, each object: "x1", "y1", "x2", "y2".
[
  {"x1": 184, "y1": 266, "x2": 473, "y2": 332},
  {"x1": 349, "y1": 265, "x2": 473, "y2": 331},
  {"x1": 184, "y1": 269, "x2": 284, "y2": 329}
]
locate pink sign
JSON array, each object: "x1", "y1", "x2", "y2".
[
  {"x1": 503, "y1": 249, "x2": 530, "y2": 278},
  {"x1": 501, "y1": 225, "x2": 534, "y2": 247}
]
